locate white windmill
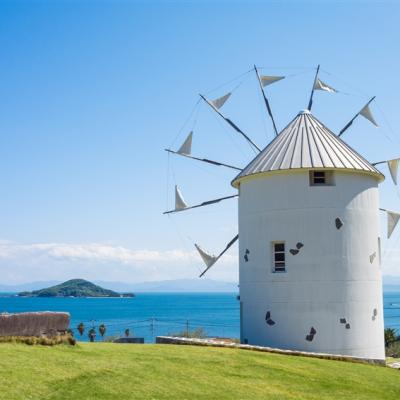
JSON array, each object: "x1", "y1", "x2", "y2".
[{"x1": 164, "y1": 65, "x2": 400, "y2": 362}]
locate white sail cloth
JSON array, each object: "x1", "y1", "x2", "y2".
[
  {"x1": 259, "y1": 75, "x2": 284, "y2": 87},
  {"x1": 314, "y1": 78, "x2": 337, "y2": 93},
  {"x1": 177, "y1": 131, "x2": 193, "y2": 155},
  {"x1": 175, "y1": 185, "x2": 188, "y2": 211},
  {"x1": 387, "y1": 210, "x2": 400, "y2": 239},
  {"x1": 211, "y1": 93, "x2": 231, "y2": 110},
  {"x1": 388, "y1": 158, "x2": 400, "y2": 185},
  {"x1": 195, "y1": 244, "x2": 218, "y2": 268},
  {"x1": 360, "y1": 104, "x2": 378, "y2": 127}
]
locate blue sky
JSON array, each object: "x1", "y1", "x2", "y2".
[{"x1": 0, "y1": 0, "x2": 399, "y2": 284}]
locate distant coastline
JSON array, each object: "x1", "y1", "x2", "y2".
[
  {"x1": 0, "y1": 278, "x2": 238, "y2": 294},
  {"x1": 16, "y1": 279, "x2": 134, "y2": 298}
]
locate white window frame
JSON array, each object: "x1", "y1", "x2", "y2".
[{"x1": 272, "y1": 241, "x2": 286, "y2": 273}]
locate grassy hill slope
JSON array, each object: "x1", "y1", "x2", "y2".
[{"x1": 0, "y1": 343, "x2": 399, "y2": 400}]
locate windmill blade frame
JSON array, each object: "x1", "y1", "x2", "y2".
[
  {"x1": 163, "y1": 194, "x2": 238, "y2": 215},
  {"x1": 198, "y1": 234, "x2": 239, "y2": 277}
]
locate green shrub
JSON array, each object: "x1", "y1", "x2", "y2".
[
  {"x1": 385, "y1": 328, "x2": 398, "y2": 347},
  {"x1": 170, "y1": 327, "x2": 207, "y2": 339},
  {"x1": 386, "y1": 341, "x2": 400, "y2": 358},
  {"x1": 0, "y1": 333, "x2": 76, "y2": 346}
]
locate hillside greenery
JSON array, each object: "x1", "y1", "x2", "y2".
[
  {"x1": 18, "y1": 279, "x2": 133, "y2": 298},
  {"x1": 0, "y1": 343, "x2": 399, "y2": 400}
]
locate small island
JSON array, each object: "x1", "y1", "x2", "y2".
[{"x1": 18, "y1": 279, "x2": 135, "y2": 298}]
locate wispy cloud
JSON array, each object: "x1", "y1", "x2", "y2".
[
  {"x1": 1, "y1": 239, "x2": 398, "y2": 285},
  {"x1": 0, "y1": 242, "x2": 188, "y2": 263},
  {"x1": 0, "y1": 241, "x2": 237, "y2": 264},
  {"x1": 0, "y1": 240, "x2": 238, "y2": 284}
]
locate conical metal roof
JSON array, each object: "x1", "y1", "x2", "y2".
[{"x1": 232, "y1": 110, "x2": 384, "y2": 187}]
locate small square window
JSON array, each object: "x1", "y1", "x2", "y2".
[
  {"x1": 272, "y1": 242, "x2": 286, "y2": 273},
  {"x1": 309, "y1": 170, "x2": 334, "y2": 186}
]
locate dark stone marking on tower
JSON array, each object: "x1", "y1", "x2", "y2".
[
  {"x1": 340, "y1": 318, "x2": 350, "y2": 329},
  {"x1": 265, "y1": 311, "x2": 275, "y2": 326},
  {"x1": 296, "y1": 242, "x2": 304, "y2": 249},
  {"x1": 244, "y1": 249, "x2": 250, "y2": 262},
  {"x1": 372, "y1": 308, "x2": 377, "y2": 321},
  {"x1": 369, "y1": 252, "x2": 376, "y2": 264},
  {"x1": 306, "y1": 326, "x2": 316, "y2": 341},
  {"x1": 290, "y1": 249, "x2": 299, "y2": 255},
  {"x1": 335, "y1": 218, "x2": 343, "y2": 230}
]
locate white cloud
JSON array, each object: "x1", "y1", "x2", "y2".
[
  {"x1": 0, "y1": 240, "x2": 238, "y2": 285},
  {"x1": 2, "y1": 239, "x2": 397, "y2": 286},
  {"x1": 0, "y1": 241, "x2": 237, "y2": 264}
]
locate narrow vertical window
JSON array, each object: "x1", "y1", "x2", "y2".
[
  {"x1": 273, "y1": 242, "x2": 286, "y2": 272},
  {"x1": 378, "y1": 237, "x2": 381, "y2": 265}
]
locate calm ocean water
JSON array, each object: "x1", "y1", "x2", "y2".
[{"x1": 0, "y1": 292, "x2": 399, "y2": 343}]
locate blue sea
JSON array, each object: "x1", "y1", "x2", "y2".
[{"x1": 0, "y1": 292, "x2": 399, "y2": 343}]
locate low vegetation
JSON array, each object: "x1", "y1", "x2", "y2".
[
  {"x1": 169, "y1": 327, "x2": 207, "y2": 338},
  {"x1": 0, "y1": 343, "x2": 399, "y2": 399},
  {"x1": 0, "y1": 334, "x2": 75, "y2": 346},
  {"x1": 18, "y1": 278, "x2": 134, "y2": 298},
  {"x1": 385, "y1": 328, "x2": 400, "y2": 358}
]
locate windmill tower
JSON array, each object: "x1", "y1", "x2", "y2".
[
  {"x1": 232, "y1": 109, "x2": 385, "y2": 360},
  {"x1": 165, "y1": 65, "x2": 400, "y2": 362}
]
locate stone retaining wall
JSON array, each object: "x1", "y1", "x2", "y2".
[
  {"x1": 113, "y1": 338, "x2": 145, "y2": 344},
  {"x1": 156, "y1": 336, "x2": 386, "y2": 366},
  {"x1": 0, "y1": 312, "x2": 70, "y2": 337}
]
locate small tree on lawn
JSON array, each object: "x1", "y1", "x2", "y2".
[
  {"x1": 77, "y1": 322, "x2": 85, "y2": 336},
  {"x1": 88, "y1": 328, "x2": 96, "y2": 342},
  {"x1": 385, "y1": 328, "x2": 398, "y2": 347},
  {"x1": 99, "y1": 324, "x2": 106, "y2": 338}
]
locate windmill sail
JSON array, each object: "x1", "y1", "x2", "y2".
[
  {"x1": 165, "y1": 149, "x2": 242, "y2": 171},
  {"x1": 387, "y1": 210, "x2": 400, "y2": 239},
  {"x1": 388, "y1": 158, "x2": 400, "y2": 185},
  {"x1": 198, "y1": 234, "x2": 239, "y2": 277},
  {"x1": 314, "y1": 78, "x2": 337, "y2": 93},
  {"x1": 164, "y1": 194, "x2": 238, "y2": 215},
  {"x1": 200, "y1": 94, "x2": 261, "y2": 152},
  {"x1": 259, "y1": 75, "x2": 284, "y2": 87},
  {"x1": 254, "y1": 65, "x2": 280, "y2": 137},
  {"x1": 339, "y1": 96, "x2": 376, "y2": 136},
  {"x1": 175, "y1": 185, "x2": 188, "y2": 211},
  {"x1": 177, "y1": 131, "x2": 193, "y2": 155},
  {"x1": 210, "y1": 93, "x2": 231, "y2": 110},
  {"x1": 195, "y1": 244, "x2": 217, "y2": 268},
  {"x1": 360, "y1": 104, "x2": 378, "y2": 127},
  {"x1": 307, "y1": 64, "x2": 320, "y2": 111}
]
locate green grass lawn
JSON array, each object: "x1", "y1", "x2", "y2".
[{"x1": 0, "y1": 343, "x2": 399, "y2": 400}]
